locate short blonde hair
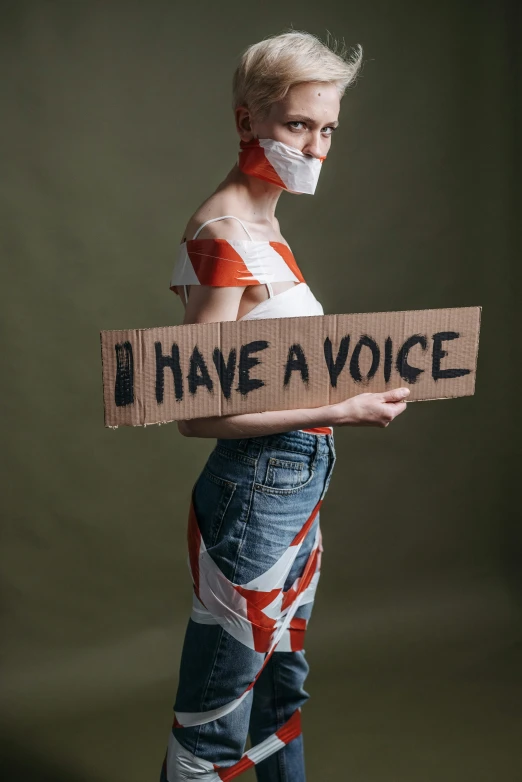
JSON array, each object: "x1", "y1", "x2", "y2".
[{"x1": 232, "y1": 29, "x2": 363, "y2": 120}]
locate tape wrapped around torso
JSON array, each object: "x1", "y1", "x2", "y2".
[
  {"x1": 170, "y1": 238, "x2": 305, "y2": 289},
  {"x1": 169, "y1": 237, "x2": 333, "y2": 436}
]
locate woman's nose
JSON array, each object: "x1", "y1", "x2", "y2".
[{"x1": 302, "y1": 136, "x2": 327, "y2": 160}]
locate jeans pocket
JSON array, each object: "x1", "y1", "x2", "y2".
[
  {"x1": 256, "y1": 451, "x2": 315, "y2": 495},
  {"x1": 265, "y1": 455, "x2": 312, "y2": 490},
  {"x1": 194, "y1": 467, "x2": 237, "y2": 548}
]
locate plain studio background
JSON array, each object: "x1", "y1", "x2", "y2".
[{"x1": 1, "y1": 1, "x2": 520, "y2": 780}]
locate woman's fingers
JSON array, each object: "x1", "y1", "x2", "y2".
[
  {"x1": 380, "y1": 387, "x2": 410, "y2": 403},
  {"x1": 333, "y1": 388, "x2": 410, "y2": 427},
  {"x1": 380, "y1": 387, "x2": 410, "y2": 425}
]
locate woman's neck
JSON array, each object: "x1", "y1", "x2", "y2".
[{"x1": 216, "y1": 163, "x2": 284, "y2": 224}]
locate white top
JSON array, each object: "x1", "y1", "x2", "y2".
[{"x1": 238, "y1": 280, "x2": 324, "y2": 320}]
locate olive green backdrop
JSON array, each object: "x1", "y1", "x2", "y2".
[{"x1": 1, "y1": 1, "x2": 520, "y2": 780}]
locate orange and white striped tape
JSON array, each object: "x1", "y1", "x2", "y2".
[{"x1": 162, "y1": 492, "x2": 324, "y2": 779}]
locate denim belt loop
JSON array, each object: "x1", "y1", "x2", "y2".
[
  {"x1": 310, "y1": 433, "x2": 320, "y2": 471},
  {"x1": 237, "y1": 437, "x2": 262, "y2": 459},
  {"x1": 237, "y1": 438, "x2": 249, "y2": 453}
]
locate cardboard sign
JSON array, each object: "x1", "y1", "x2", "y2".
[{"x1": 100, "y1": 306, "x2": 481, "y2": 428}]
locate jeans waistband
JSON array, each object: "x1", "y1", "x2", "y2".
[{"x1": 216, "y1": 428, "x2": 335, "y2": 461}]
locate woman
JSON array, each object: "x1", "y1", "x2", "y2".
[{"x1": 160, "y1": 30, "x2": 410, "y2": 782}]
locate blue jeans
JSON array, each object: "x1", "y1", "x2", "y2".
[{"x1": 161, "y1": 429, "x2": 337, "y2": 781}]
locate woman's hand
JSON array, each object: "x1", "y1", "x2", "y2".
[{"x1": 332, "y1": 387, "x2": 410, "y2": 428}]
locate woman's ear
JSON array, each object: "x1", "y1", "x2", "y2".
[{"x1": 235, "y1": 106, "x2": 254, "y2": 141}]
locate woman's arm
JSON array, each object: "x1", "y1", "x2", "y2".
[
  {"x1": 178, "y1": 388, "x2": 410, "y2": 438},
  {"x1": 178, "y1": 402, "x2": 339, "y2": 439}
]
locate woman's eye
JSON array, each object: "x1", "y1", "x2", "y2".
[{"x1": 287, "y1": 121, "x2": 337, "y2": 135}]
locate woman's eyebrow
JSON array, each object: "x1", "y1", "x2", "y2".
[{"x1": 286, "y1": 115, "x2": 340, "y2": 127}]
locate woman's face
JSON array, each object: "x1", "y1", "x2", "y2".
[{"x1": 238, "y1": 81, "x2": 341, "y2": 160}]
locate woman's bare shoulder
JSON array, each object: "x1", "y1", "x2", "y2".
[
  {"x1": 184, "y1": 218, "x2": 252, "y2": 242},
  {"x1": 181, "y1": 196, "x2": 254, "y2": 242}
]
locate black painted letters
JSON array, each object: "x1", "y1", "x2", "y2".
[
  {"x1": 236, "y1": 340, "x2": 269, "y2": 396},
  {"x1": 350, "y1": 335, "x2": 380, "y2": 383},
  {"x1": 283, "y1": 343, "x2": 309, "y2": 386},
  {"x1": 396, "y1": 334, "x2": 428, "y2": 384},
  {"x1": 213, "y1": 347, "x2": 237, "y2": 400},
  {"x1": 114, "y1": 341, "x2": 134, "y2": 407},
  {"x1": 324, "y1": 335, "x2": 350, "y2": 388},
  {"x1": 432, "y1": 332, "x2": 471, "y2": 380},
  {"x1": 155, "y1": 341, "x2": 183, "y2": 403},
  {"x1": 188, "y1": 346, "x2": 213, "y2": 395}
]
